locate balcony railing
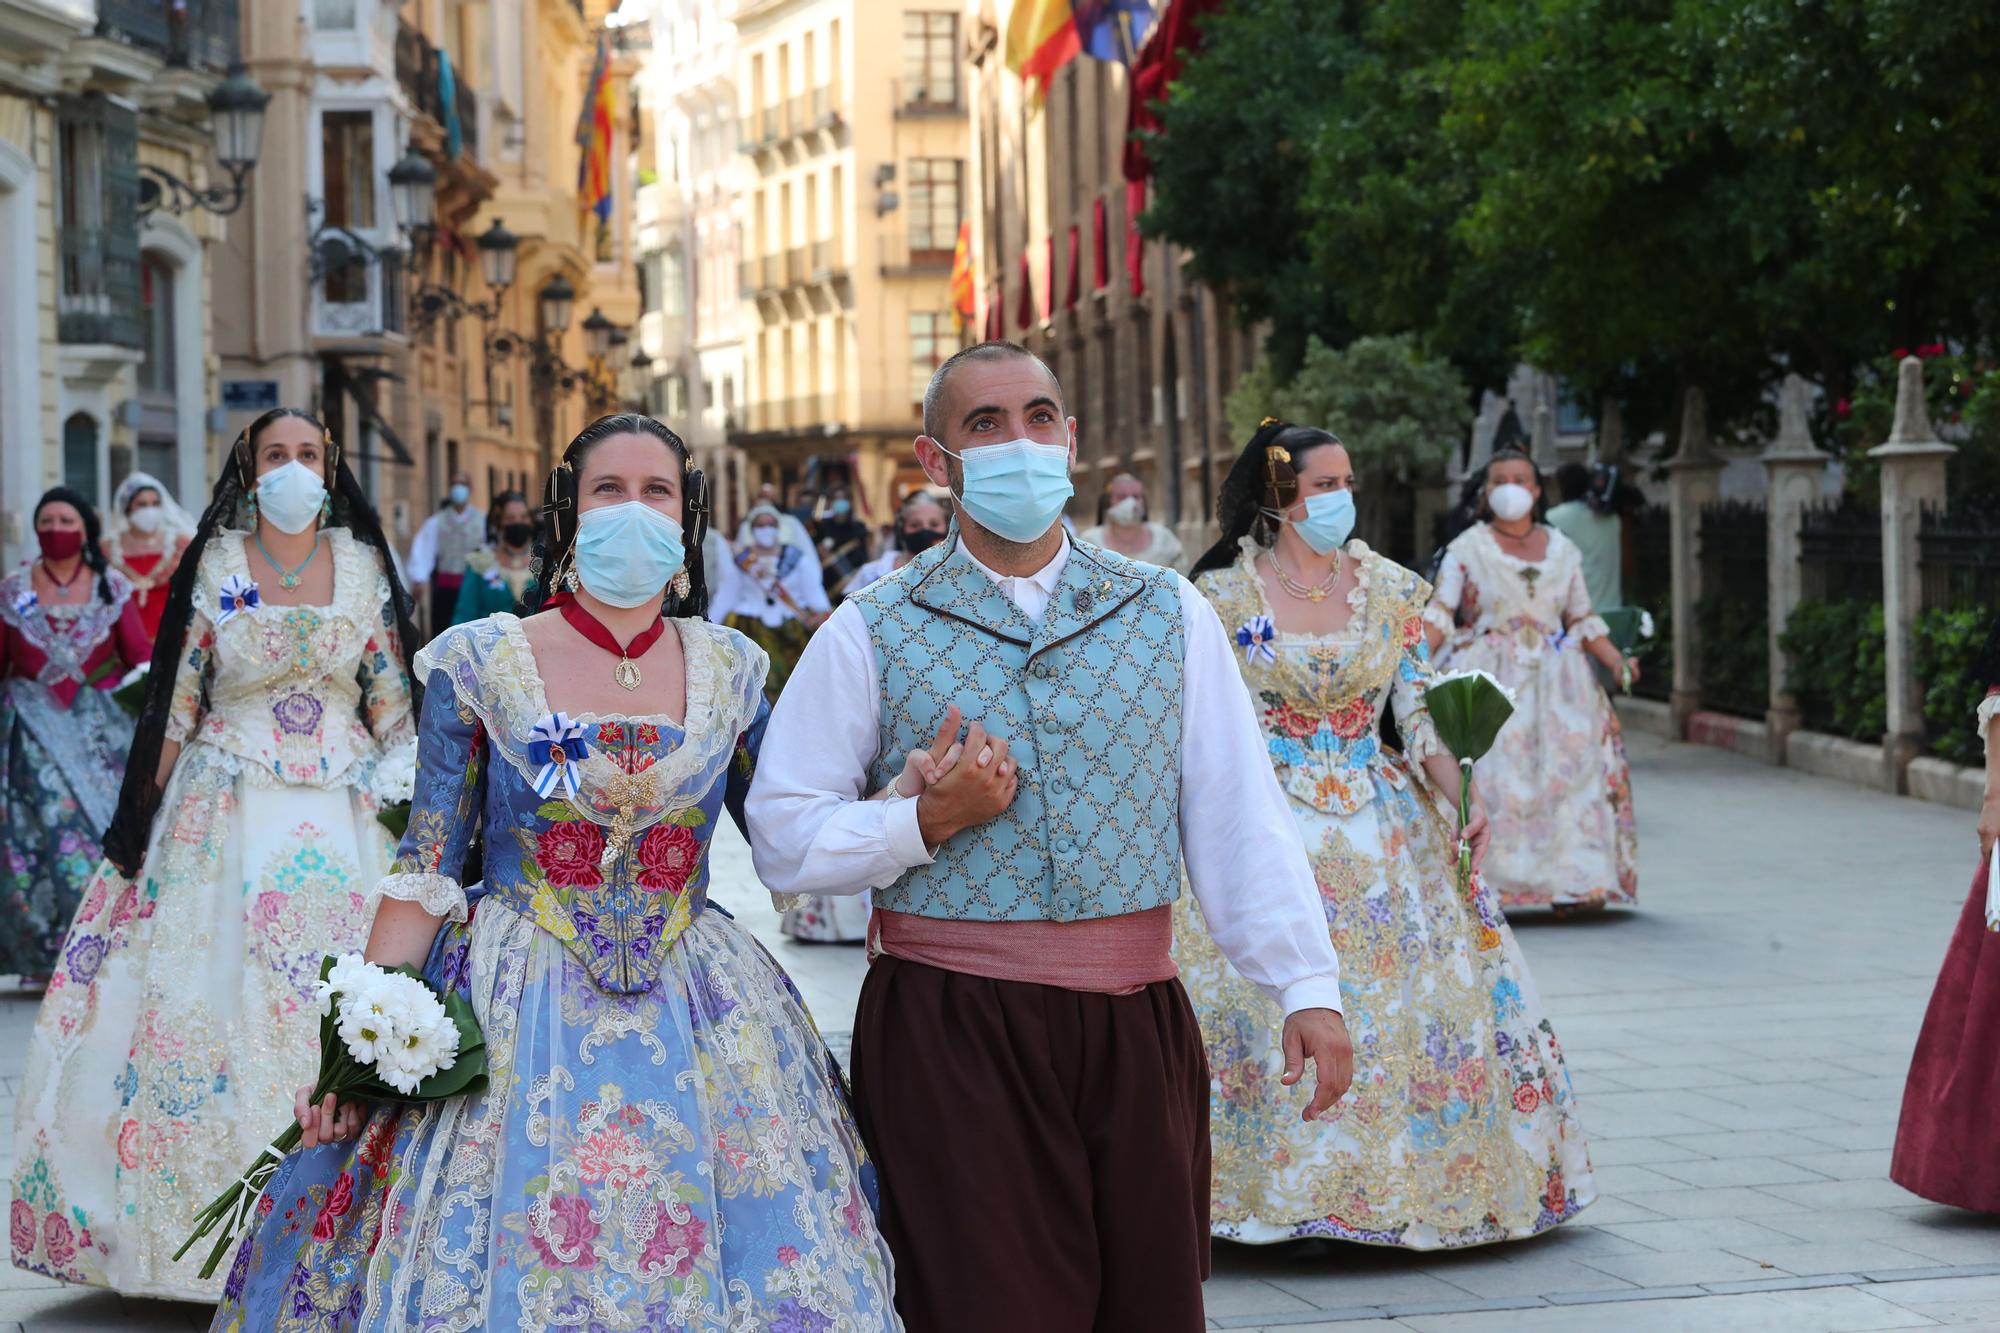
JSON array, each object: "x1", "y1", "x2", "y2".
[
  {"x1": 811, "y1": 85, "x2": 840, "y2": 128},
  {"x1": 758, "y1": 106, "x2": 780, "y2": 143},
  {"x1": 96, "y1": 0, "x2": 170, "y2": 55},
  {"x1": 810, "y1": 238, "x2": 845, "y2": 279},
  {"x1": 396, "y1": 20, "x2": 481, "y2": 162},
  {"x1": 788, "y1": 93, "x2": 809, "y2": 139},
  {"x1": 784, "y1": 246, "x2": 805, "y2": 286},
  {"x1": 761, "y1": 253, "x2": 784, "y2": 290},
  {"x1": 878, "y1": 233, "x2": 956, "y2": 277},
  {"x1": 58, "y1": 225, "x2": 143, "y2": 347},
  {"x1": 170, "y1": 0, "x2": 239, "y2": 71},
  {"x1": 893, "y1": 77, "x2": 962, "y2": 117}
]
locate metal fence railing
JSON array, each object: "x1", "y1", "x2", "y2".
[{"x1": 1696, "y1": 499, "x2": 1769, "y2": 718}]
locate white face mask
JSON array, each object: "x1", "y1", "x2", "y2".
[
  {"x1": 751, "y1": 526, "x2": 779, "y2": 549},
  {"x1": 128, "y1": 506, "x2": 164, "y2": 535},
  {"x1": 1488, "y1": 482, "x2": 1536, "y2": 523},
  {"x1": 1106, "y1": 496, "x2": 1144, "y2": 526},
  {"x1": 256, "y1": 460, "x2": 328, "y2": 535}
]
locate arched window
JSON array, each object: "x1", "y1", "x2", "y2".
[{"x1": 62, "y1": 411, "x2": 99, "y2": 501}]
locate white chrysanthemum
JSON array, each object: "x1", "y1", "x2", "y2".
[
  {"x1": 336, "y1": 998, "x2": 401, "y2": 1066},
  {"x1": 1638, "y1": 610, "x2": 1656, "y2": 639},
  {"x1": 315, "y1": 952, "x2": 379, "y2": 1017},
  {"x1": 372, "y1": 742, "x2": 418, "y2": 806},
  {"x1": 376, "y1": 1011, "x2": 460, "y2": 1095},
  {"x1": 1434, "y1": 668, "x2": 1518, "y2": 709}
]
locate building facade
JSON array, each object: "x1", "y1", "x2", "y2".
[
  {"x1": 215, "y1": 0, "x2": 638, "y2": 570},
  {"x1": 0, "y1": 0, "x2": 241, "y2": 565},
  {"x1": 724, "y1": 0, "x2": 970, "y2": 528},
  {"x1": 963, "y1": 0, "x2": 1256, "y2": 550}
]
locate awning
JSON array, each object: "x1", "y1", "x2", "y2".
[{"x1": 323, "y1": 355, "x2": 413, "y2": 465}]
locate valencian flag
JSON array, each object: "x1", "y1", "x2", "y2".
[
  {"x1": 576, "y1": 34, "x2": 613, "y2": 221},
  {"x1": 947, "y1": 218, "x2": 977, "y2": 333}
]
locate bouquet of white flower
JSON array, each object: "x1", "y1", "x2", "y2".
[
  {"x1": 174, "y1": 953, "x2": 487, "y2": 1278},
  {"x1": 1424, "y1": 670, "x2": 1518, "y2": 897},
  {"x1": 371, "y1": 742, "x2": 419, "y2": 840},
  {"x1": 1598, "y1": 608, "x2": 1658, "y2": 695}
]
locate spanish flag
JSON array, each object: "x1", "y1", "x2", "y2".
[
  {"x1": 1005, "y1": 0, "x2": 1083, "y2": 98},
  {"x1": 947, "y1": 219, "x2": 976, "y2": 333}
]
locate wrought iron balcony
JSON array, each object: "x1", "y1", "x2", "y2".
[{"x1": 170, "y1": 0, "x2": 240, "y2": 72}]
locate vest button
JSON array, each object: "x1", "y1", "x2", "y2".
[
  {"x1": 1041, "y1": 718, "x2": 1060, "y2": 735},
  {"x1": 1055, "y1": 836, "x2": 1076, "y2": 855},
  {"x1": 1055, "y1": 894, "x2": 1079, "y2": 916},
  {"x1": 1029, "y1": 657, "x2": 1052, "y2": 678}
]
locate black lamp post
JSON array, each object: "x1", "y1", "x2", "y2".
[{"x1": 138, "y1": 63, "x2": 271, "y2": 217}]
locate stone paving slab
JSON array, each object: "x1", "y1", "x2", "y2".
[{"x1": 4, "y1": 732, "x2": 1999, "y2": 1330}]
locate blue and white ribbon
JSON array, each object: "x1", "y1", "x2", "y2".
[
  {"x1": 216, "y1": 573, "x2": 261, "y2": 627},
  {"x1": 526, "y1": 711, "x2": 590, "y2": 799},
  {"x1": 1236, "y1": 614, "x2": 1277, "y2": 666},
  {"x1": 12, "y1": 587, "x2": 38, "y2": 618},
  {"x1": 482, "y1": 564, "x2": 506, "y2": 590}
]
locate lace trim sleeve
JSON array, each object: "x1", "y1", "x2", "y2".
[
  {"x1": 1569, "y1": 613, "x2": 1612, "y2": 644},
  {"x1": 367, "y1": 871, "x2": 468, "y2": 923},
  {"x1": 1978, "y1": 692, "x2": 1999, "y2": 753}
]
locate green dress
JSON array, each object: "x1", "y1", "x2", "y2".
[{"x1": 450, "y1": 549, "x2": 532, "y2": 624}]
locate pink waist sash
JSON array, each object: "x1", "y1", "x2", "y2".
[{"x1": 869, "y1": 904, "x2": 1178, "y2": 996}]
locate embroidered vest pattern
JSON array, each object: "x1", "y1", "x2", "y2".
[{"x1": 851, "y1": 538, "x2": 1185, "y2": 923}]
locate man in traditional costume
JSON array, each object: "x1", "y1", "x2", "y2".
[{"x1": 748, "y1": 341, "x2": 1353, "y2": 1332}]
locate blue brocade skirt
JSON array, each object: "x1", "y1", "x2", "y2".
[{"x1": 209, "y1": 896, "x2": 898, "y2": 1332}]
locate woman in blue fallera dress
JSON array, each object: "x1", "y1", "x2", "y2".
[{"x1": 211, "y1": 415, "x2": 898, "y2": 1331}]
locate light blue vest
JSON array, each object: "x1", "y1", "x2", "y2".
[{"x1": 850, "y1": 536, "x2": 1185, "y2": 923}]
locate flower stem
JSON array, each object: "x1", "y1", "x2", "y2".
[{"x1": 1457, "y1": 757, "x2": 1473, "y2": 898}]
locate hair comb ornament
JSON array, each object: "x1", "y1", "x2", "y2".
[{"x1": 1262, "y1": 425, "x2": 1299, "y2": 512}]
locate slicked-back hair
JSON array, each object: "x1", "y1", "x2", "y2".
[{"x1": 920, "y1": 340, "x2": 1064, "y2": 443}]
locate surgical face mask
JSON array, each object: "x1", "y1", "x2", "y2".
[
  {"x1": 128, "y1": 506, "x2": 164, "y2": 535},
  {"x1": 751, "y1": 526, "x2": 779, "y2": 549},
  {"x1": 573, "y1": 501, "x2": 686, "y2": 609},
  {"x1": 1106, "y1": 496, "x2": 1144, "y2": 526},
  {"x1": 1288, "y1": 489, "x2": 1356, "y2": 556},
  {"x1": 449, "y1": 483, "x2": 471, "y2": 506},
  {"x1": 935, "y1": 437, "x2": 1074, "y2": 544},
  {"x1": 256, "y1": 460, "x2": 328, "y2": 535},
  {"x1": 830, "y1": 498, "x2": 852, "y2": 519},
  {"x1": 1488, "y1": 482, "x2": 1536, "y2": 523},
  {"x1": 900, "y1": 526, "x2": 944, "y2": 556}
]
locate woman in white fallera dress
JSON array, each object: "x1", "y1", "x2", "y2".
[
  {"x1": 1425, "y1": 447, "x2": 1640, "y2": 911},
  {"x1": 9, "y1": 409, "x2": 420, "y2": 1301}
]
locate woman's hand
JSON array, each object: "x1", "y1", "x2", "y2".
[
  {"x1": 295, "y1": 1087, "x2": 362, "y2": 1149},
  {"x1": 1462, "y1": 797, "x2": 1492, "y2": 871},
  {"x1": 1621, "y1": 656, "x2": 1642, "y2": 687},
  {"x1": 891, "y1": 704, "x2": 966, "y2": 798}
]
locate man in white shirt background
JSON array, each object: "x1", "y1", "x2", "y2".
[
  {"x1": 405, "y1": 470, "x2": 487, "y2": 635},
  {"x1": 745, "y1": 340, "x2": 1353, "y2": 1332}
]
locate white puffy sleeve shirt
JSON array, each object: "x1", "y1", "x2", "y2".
[{"x1": 746, "y1": 541, "x2": 1344, "y2": 1018}]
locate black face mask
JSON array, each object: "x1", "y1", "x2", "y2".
[
  {"x1": 501, "y1": 521, "x2": 535, "y2": 548},
  {"x1": 900, "y1": 527, "x2": 945, "y2": 555}
]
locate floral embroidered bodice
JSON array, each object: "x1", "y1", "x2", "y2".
[
  {"x1": 0, "y1": 566, "x2": 146, "y2": 707},
  {"x1": 1196, "y1": 541, "x2": 1442, "y2": 816},
  {"x1": 384, "y1": 614, "x2": 770, "y2": 994},
  {"x1": 167, "y1": 529, "x2": 413, "y2": 786},
  {"x1": 1425, "y1": 524, "x2": 1609, "y2": 649}
]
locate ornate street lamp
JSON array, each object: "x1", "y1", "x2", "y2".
[
  {"x1": 138, "y1": 63, "x2": 271, "y2": 217},
  {"x1": 582, "y1": 307, "x2": 614, "y2": 361},
  {"x1": 540, "y1": 276, "x2": 576, "y2": 336},
  {"x1": 607, "y1": 327, "x2": 630, "y2": 370},
  {"x1": 476, "y1": 219, "x2": 519, "y2": 292},
  {"x1": 388, "y1": 150, "x2": 437, "y2": 235}
]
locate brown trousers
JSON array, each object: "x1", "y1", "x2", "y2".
[{"x1": 851, "y1": 956, "x2": 1211, "y2": 1333}]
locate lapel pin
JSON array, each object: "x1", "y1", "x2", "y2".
[{"x1": 1073, "y1": 587, "x2": 1094, "y2": 612}]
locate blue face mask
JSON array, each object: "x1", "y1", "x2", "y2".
[
  {"x1": 936, "y1": 437, "x2": 1074, "y2": 544},
  {"x1": 1289, "y1": 489, "x2": 1356, "y2": 556},
  {"x1": 448, "y1": 483, "x2": 471, "y2": 506},
  {"x1": 256, "y1": 460, "x2": 328, "y2": 535},
  {"x1": 830, "y1": 498, "x2": 852, "y2": 519},
  {"x1": 572, "y1": 501, "x2": 687, "y2": 609}
]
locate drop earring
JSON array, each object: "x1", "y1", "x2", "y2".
[
  {"x1": 319, "y1": 493, "x2": 332, "y2": 527},
  {"x1": 669, "y1": 569, "x2": 691, "y2": 600},
  {"x1": 246, "y1": 489, "x2": 259, "y2": 525}
]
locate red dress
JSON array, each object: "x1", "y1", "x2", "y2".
[
  {"x1": 114, "y1": 544, "x2": 181, "y2": 643},
  {"x1": 1891, "y1": 687, "x2": 2000, "y2": 1213}
]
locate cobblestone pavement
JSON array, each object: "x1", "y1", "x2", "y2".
[{"x1": 3, "y1": 732, "x2": 1998, "y2": 1330}]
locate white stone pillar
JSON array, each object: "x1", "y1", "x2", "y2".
[
  {"x1": 1761, "y1": 374, "x2": 1824, "y2": 749},
  {"x1": 1869, "y1": 356, "x2": 1955, "y2": 789},
  {"x1": 1667, "y1": 387, "x2": 1723, "y2": 732},
  {"x1": 1530, "y1": 396, "x2": 1558, "y2": 473}
]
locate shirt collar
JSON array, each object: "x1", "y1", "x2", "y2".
[{"x1": 960, "y1": 534, "x2": 1070, "y2": 594}]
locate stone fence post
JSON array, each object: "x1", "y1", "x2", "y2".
[
  {"x1": 1667, "y1": 387, "x2": 1723, "y2": 733},
  {"x1": 1870, "y1": 356, "x2": 1955, "y2": 790},
  {"x1": 1761, "y1": 374, "x2": 1824, "y2": 751}
]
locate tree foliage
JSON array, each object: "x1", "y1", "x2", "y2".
[
  {"x1": 1144, "y1": 0, "x2": 2000, "y2": 448},
  {"x1": 1225, "y1": 335, "x2": 1471, "y2": 481}
]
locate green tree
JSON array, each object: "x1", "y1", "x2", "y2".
[{"x1": 1225, "y1": 335, "x2": 1471, "y2": 481}]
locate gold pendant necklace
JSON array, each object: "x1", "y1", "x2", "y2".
[
  {"x1": 613, "y1": 656, "x2": 642, "y2": 690},
  {"x1": 1267, "y1": 549, "x2": 1343, "y2": 603}
]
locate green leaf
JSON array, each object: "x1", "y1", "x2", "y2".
[
  {"x1": 536, "y1": 801, "x2": 579, "y2": 822},
  {"x1": 1425, "y1": 673, "x2": 1516, "y2": 763},
  {"x1": 375, "y1": 802, "x2": 411, "y2": 841}
]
